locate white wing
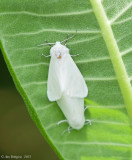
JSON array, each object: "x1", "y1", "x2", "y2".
[
  {"x1": 47, "y1": 55, "x2": 62, "y2": 101},
  {"x1": 57, "y1": 93, "x2": 85, "y2": 129},
  {"x1": 62, "y1": 54, "x2": 88, "y2": 98}
]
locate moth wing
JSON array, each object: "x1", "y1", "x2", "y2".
[
  {"x1": 64, "y1": 54, "x2": 88, "y2": 98},
  {"x1": 47, "y1": 56, "x2": 62, "y2": 101}
]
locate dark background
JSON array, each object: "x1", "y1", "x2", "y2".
[{"x1": 0, "y1": 49, "x2": 59, "y2": 160}]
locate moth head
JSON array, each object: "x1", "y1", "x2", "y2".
[{"x1": 50, "y1": 41, "x2": 69, "y2": 59}]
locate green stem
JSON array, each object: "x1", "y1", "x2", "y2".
[{"x1": 90, "y1": 0, "x2": 132, "y2": 122}]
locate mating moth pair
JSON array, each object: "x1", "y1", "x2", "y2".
[{"x1": 38, "y1": 34, "x2": 91, "y2": 132}]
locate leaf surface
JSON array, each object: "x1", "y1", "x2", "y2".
[{"x1": 0, "y1": 0, "x2": 132, "y2": 159}]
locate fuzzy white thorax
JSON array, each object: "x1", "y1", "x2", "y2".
[{"x1": 50, "y1": 42, "x2": 69, "y2": 59}]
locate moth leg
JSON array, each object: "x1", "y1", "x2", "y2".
[
  {"x1": 68, "y1": 126, "x2": 72, "y2": 133},
  {"x1": 62, "y1": 128, "x2": 68, "y2": 135},
  {"x1": 85, "y1": 119, "x2": 92, "y2": 126},
  {"x1": 62, "y1": 126, "x2": 72, "y2": 135},
  {"x1": 44, "y1": 40, "x2": 53, "y2": 47},
  {"x1": 84, "y1": 106, "x2": 90, "y2": 112},
  {"x1": 71, "y1": 54, "x2": 79, "y2": 57},
  {"x1": 57, "y1": 119, "x2": 68, "y2": 125},
  {"x1": 42, "y1": 53, "x2": 51, "y2": 58}
]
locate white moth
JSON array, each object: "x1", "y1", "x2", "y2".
[{"x1": 39, "y1": 35, "x2": 91, "y2": 131}]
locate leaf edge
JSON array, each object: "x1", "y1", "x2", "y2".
[{"x1": 0, "y1": 39, "x2": 63, "y2": 160}]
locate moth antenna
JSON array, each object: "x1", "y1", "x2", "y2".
[{"x1": 61, "y1": 30, "x2": 77, "y2": 45}]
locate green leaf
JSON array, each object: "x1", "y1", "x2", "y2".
[{"x1": 0, "y1": 0, "x2": 132, "y2": 159}]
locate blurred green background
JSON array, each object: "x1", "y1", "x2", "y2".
[{"x1": 0, "y1": 49, "x2": 59, "y2": 160}]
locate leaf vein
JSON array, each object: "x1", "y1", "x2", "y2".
[
  {"x1": 110, "y1": 1, "x2": 132, "y2": 24},
  {"x1": 22, "y1": 81, "x2": 47, "y2": 87},
  {"x1": 0, "y1": 9, "x2": 93, "y2": 17},
  {"x1": 3, "y1": 29, "x2": 101, "y2": 37},
  {"x1": 56, "y1": 141, "x2": 132, "y2": 147},
  {"x1": 14, "y1": 62, "x2": 49, "y2": 69}
]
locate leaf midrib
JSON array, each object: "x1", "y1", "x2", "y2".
[{"x1": 90, "y1": 0, "x2": 132, "y2": 122}]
